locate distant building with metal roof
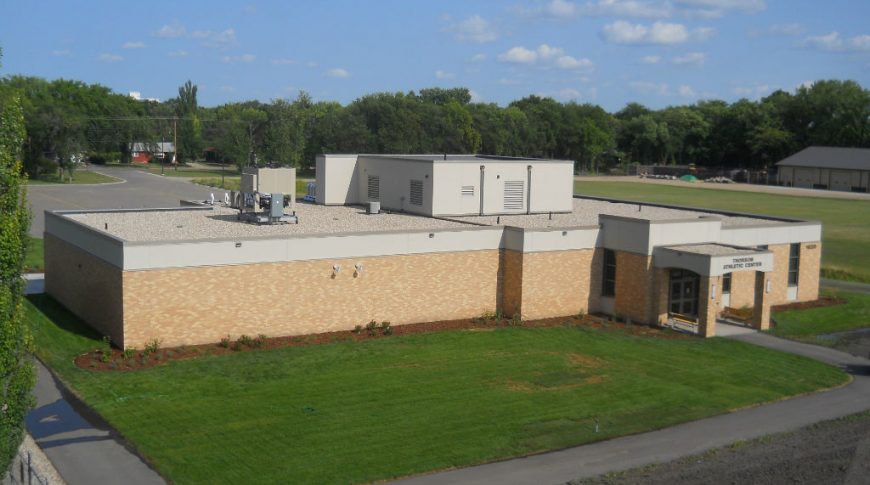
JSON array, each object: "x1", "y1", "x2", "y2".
[{"x1": 776, "y1": 146, "x2": 870, "y2": 192}]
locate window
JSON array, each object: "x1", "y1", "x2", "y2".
[
  {"x1": 409, "y1": 180, "x2": 423, "y2": 206},
  {"x1": 367, "y1": 175, "x2": 380, "y2": 201},
  {"x1": 722, "y1": 272, "x2": 731, "y2": 293},
  {"x1": 503, "y1": 181, "x2": 524, "y2": 210},
  {"x1": 602, "y1": 249, "x2": 616, "y2": 297},
  {"x1": 788, "y1": 243, "x2": 800, "y2": 286}
]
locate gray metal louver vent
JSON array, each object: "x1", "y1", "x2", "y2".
[
  {"x1": 503, "y1": 180, "x2": 524, "y2": 210},
  {"x1": 461, "y1": 185, "x2": 475, "y2": 196},
  {"x1": 367, "y1": 175, "x2": 380, "y2": 200},
  {"x1": 410, "y1": 180, "x2": 423, "y2": 206}
]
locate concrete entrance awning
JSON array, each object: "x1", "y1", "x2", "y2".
[{"x1": 653, "y1": 244, "x2": 773, "y2": 276}]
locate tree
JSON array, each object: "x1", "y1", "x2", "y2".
[
  {"x1": 0, "y1": 48, "x2": 36, "y2": 475},
  {"x1": 213, "y1": 103, "x2": 267, "y2": 170},
  {"x1": 175, "y1": 80, "x2": 202, "y2": 162}
]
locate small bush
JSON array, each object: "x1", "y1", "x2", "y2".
[
  {"x1": 219, "y1": 335, "x2": 231, "y2": 348},
  {"x1": 144, "y1": 338, "x2": 161, "y2": 356},
  {"x1": 237, "y1": 334, "x2": 254, "y2": 347},
  {"x1": 510, "y1": 313, "x2": 523, "y2": 326},
  {"x1": 253, "y1": 334, "x2": 267, "y2": 348},
  {"x1": 365, "y1": 320, "x2": 379, "y2": 336},
  {"x1": 353, "y1": 325, "x2": 363, "y2": 335},
  {"x1": 231, "y1": 341, "x2": 242, "y2": 351},
  {"x1": 100, "y1": 351, "x2": 112, "y2": 363},
  {"x1": 122, "y1": 348, "x2": 137, "y2": 360},
  {"x1": 380, "y1": 321, "x2": 392, "y2": 336}
]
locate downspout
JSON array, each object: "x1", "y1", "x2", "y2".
[
  {"x1": 526, "y1": 164, "x2": 532, "y2": 215},
  {"x1": 479, "y1": 164, "x2": 485, "y2": 216}
]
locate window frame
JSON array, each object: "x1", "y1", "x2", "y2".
[
  {"x1": 602, "y1": 249, "x2": 616, "y2": 297},
  {"x1": 788, "y1": 243, "x2": 800, "y2": 286}
]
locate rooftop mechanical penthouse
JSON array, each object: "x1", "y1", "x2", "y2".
[{"x1": 44, "y1": 154, "x2": 821, "y2": 348}]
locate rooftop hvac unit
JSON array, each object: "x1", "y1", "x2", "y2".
[{"x1": 367, "y1": 201, "x2": 380, "y2": 215}]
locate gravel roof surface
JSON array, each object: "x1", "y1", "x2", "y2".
[
  {"x1": 664, "y1": 244, "x2": 761, "y2": 256},
  {"x1": 67, "y1": 203, "x2": 472, "y2": 242},
  {"x1": 446, "y1": 198, "x2": 780, "y2": 229},
  {"x1": 66, "y1": 198, "x2": 782, "y2": 242}
]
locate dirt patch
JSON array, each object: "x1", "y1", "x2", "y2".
[
  {"x1": 504, "y1": 375, "x2": 609, "y2": 393},
  {"x1": 771, "y1": 296, "x2": 847, "y2": 312},
  {"x1": 78, "y1": 314, "x2": 691, "y2": 372},
  {"x1": 568, "y1": 353, "x2": 604, "y2": 368},
  {"x1": 570, "y1": 411, "x2": 870, "y2": 485}
]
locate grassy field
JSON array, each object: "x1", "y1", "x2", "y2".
[
  {"x1": 24, "y1": 237, "x2": 43, "y2": 272},
  {"x1": 132, "y1": 164, "x2": 241, "y2": 179},
  {"x1": 574, "y1": 181, "x2": 870, "y2": 283},
  {"x1": 770, "y1": 291, "x2": 870, "y2": 341},
  {"x1": 27, "y1": 170, "x2": 119, "y2": 185},
  {"x1": 27, "y1": 295, "x2": 846, "y2": 485}
]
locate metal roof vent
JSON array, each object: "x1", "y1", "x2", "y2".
[{"x1": 367, "y1": 201, "x2": 380, "y2": 215}]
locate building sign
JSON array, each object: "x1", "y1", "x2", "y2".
[{"x1": 722, "y1": 256, "x2": 764, "y2": 271}]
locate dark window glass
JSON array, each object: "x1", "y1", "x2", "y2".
[
  {"x1": 722, "y1": 273, "x2": 732, "y2": 293},
  {"x1": 602, "y1": 249, "x2": 616, "y2": 297},
  {"x1": 788, "y1": 243, "x2": 800, "y2": 286}
]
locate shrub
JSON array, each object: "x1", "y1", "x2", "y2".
[
  {"x1": 144, "y1": 338, "x2": 161, "y2": 356},
  {"x1": 219, "y1": 335, "x2": 231, "y2": 348},
  {"x1": 380, "y1": 321, "x2": 393, "y2": 336},
  {"x1": 231, "y1": 341, "x2": 242, "y2": 351},
  {"x1": 510, "y1": 313, "x2": 523, "y2": 326},
  {"x1": 122, "y1": 348, "x2": 137, "y2": 360},
  {"x1": 237, "y1": 334, "x2": 254, "y2": 347},
  {"x1": 353, "y1": 325, "x2": 363, "y2": 335},
  {"x1": 365, "y1": 320, "x2": 379, "y2": 336},
  {"x1": 253, "y1": 334, "x2": 267, "y2": 348}
]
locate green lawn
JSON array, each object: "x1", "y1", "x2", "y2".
[
  {"x1": 192, "y1": 177, "x2": 310, "y2": 195},
  {"x1": 27, "y1": 170, "x2": 120, "y2": 185},
  {"x1": 24, "y1": 237, "x2": 43, "y2": 272},
  {"x1": 134, "y1": 165, "x2": 241, "y2": 179},
  {"x1": 574, "y1": 181, "x2": 870, "y2": 283},
  {"x1": 27, "y1": 295, "x2": 846, "y2": 485},
  {"x1": 770, "y1": 291, "x2": 870, "y2": 341}
]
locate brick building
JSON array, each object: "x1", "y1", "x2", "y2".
[{"x1": 44, "y1": 155, "x2": 821, "y2": 348}]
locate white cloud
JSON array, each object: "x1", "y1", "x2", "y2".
[
  {"x1": 51, "y1": 49, "x2": 71, "y2": 57},
  {"x1": 122, "y1": 41, "x2": 146, "y2": 49},
  {"x1": 469, "y1": 53, "x2": 487, "y2": 62},
  {"x1": 641, "y1": 55, "x2": 661, "y2": 64},
  {"x1": 447, "y1": 15, "x2": 498, "y2": 43},
  {"x1": 546, "y1": 0, "x2": 577, "y2": 17},
  {"x1": 498, "y1": 46, "x2": 538, "y2": 64},
  {"x1": 556, "y1": 88, "x2": 582, "y2": 99},
  {"x1": 602, "y1": 21, "x2": 690, "y2": 44},
  {"x1": 629, "y1": 81, "x2": 670, "y2": 96},
  {"x1": 271, "y1": 58, "x2": 296, "y2": 65},
  {"x1": 98, "y1": 53, "x2": 123, "y2": 62},
  {"x1": 582, "y1": 0, "x2": 672, "y2": 18},
  {"x1": 154, "y1": 22, "x2": 186, "y2": 38},
  {"x1": 797, "y1": 80, "x2": 814, "y2": 91},
  {"x1": 768, "y1": 23, "x2": 804, "y2": 36},
  {"x1": 672, "y1": 51, "x2": 706, "y2": 65},
  {"x1": 326, "y1": 68, "x2": 349, "y2": 78},
  {"x1": 675, "y1": 0, "x2": 766, "y2": 18},
  {"x1": 678, "y1": 84, "x2": 697, "y2": 97},
  {"x1": 498, "y1": 44, "x2": 593, "y2": 70},
  {"x1": 222, "y1": 54, "x2": 255, "y2": 63},
  {"x1": 498, "y1": 78, "x2": 521, "y2": 85},
  {"x1": 168, "y1": 50, "x2": 188, "y2": 58},
  {"x1": 435, "y1": 70, "x2": 456, "y2": 80},
  {"x1": 850, "y1": 35, "x2": 870, "y2": 51},
  {"x1": 803, "y1": 31, "x2": 842, "y2": 50},
  {"x1": 191, "y1": 28, "x2": 237, "y2": 48},
  {"x1": 220, "y1": 85, "x2": 235, "y2": 93},
  {"x1": 733, "y1": 84, "x2": 771, "y2": 98},
  {"x1": 556, "y1": 55, "x2": 593, "y2": 69},
  {"x1": 469, "y1": 89, "x2": 483, "y2": 103}
]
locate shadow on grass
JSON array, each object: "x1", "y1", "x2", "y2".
[{"x1": 27, "y1": 294, "x2": 103, "y2": 342}]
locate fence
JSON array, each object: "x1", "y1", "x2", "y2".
[{"x1": 1, "y1": 436, "x2": 63, "y2": 485}]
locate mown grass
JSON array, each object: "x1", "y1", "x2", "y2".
[
  {"x1": 27, "y1": 170, "x2": 120, "y2": 185},
  {"x1": 135, "y1": 165, "x2": 241, "y2": 179},
  {"x1": 574, "y1": 181, "x2": 870, "y2": 283},
  {"x1": 26, "y1": 295, "x2": 846, "y2": 485},
  {"x1": 770, "y1": 291, "x2": 870, "y2": 341},
  {"x1": 24, "y1": 237, "x2": 43, "y2": 272}
]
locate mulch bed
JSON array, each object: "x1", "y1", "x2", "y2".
[
  {"x1": 75, "y1": 313, "x2": 690, "y2": 372},
  {"x1": 771, "y1": 296, "x2": 847, "y2": 312}
]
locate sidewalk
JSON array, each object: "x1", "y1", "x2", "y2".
[
  {"x1": 391, "y1": 332, "x2": 870, "y2": 485},
  {"x1": 23, "y1": 274, "x2": 165, "y2": 485}
]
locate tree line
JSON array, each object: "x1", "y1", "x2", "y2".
[{"x1": 2, "y1": 75, "x2": 869, "y2": 176}]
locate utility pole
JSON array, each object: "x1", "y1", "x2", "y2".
[{"x1": 173, "y1": 117, "x2": 178, "y2": 170}]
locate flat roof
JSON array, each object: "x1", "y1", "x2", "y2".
[
  {"x1": 661, "y1": 244, "x2": 762, "y2": 256},
  {"x1": 445, "y1": 198, "x2": 782, "y2": 229},
  {"x1": 61, "y1": 197, "x2": 786, "y2": 243},
  {"x1": 326, "y1": 154, "x2": 574, "y2": 164},
  {"x1": 776, "y1": 146, "x2": 870, "y2": 171}
]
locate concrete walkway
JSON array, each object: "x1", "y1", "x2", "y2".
[
  {"x1": 23, "y1": 275, "x2": 165, "y2": 485},
  {"x1": 392, "y1": 332, "x2": 870, "y2": 485},
  {"x1": 822, "y1": 278, "x2": 870, "y2": 295}
]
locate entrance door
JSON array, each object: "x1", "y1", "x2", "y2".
[{"x1": 669, "y1": 269, "x2": 700, "y2": 318}]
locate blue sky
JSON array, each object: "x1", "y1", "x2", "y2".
[{"x1": 2, "y1": 0, "x2": 868, "y2": 111}]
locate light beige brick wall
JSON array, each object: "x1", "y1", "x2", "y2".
[
  {"x1": 517, "y1": 249, "x2": 594, "y2": 320},
  {"x1": 44, "y1": 235, "x2": 124, "y2": 345},
  {"x1": 726, "y1": 270, "x2": 756, "y2": 309},
  {"x1": 698, "y1": 275, "x2": 720, "y2": 337},
  {"x1": 613, "y1": 251, "x2": 655, "y2": 324},
  {"x1": 797, "y1": 242, "x2": 821, "y2": 302},
  {"x1": 768, "y1": 244, "x2": 791, "y2": 304},
  {"x1": 122, "y1": 250, "x2": 501, "y2": 348}
]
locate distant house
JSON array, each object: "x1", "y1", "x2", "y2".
[
  {"x1": 130, "y1": 142, "x2": 175, "y2": 164},
  {"x1": 776, "y1": 146, "x2": 870, "y2": 192}
]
